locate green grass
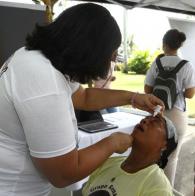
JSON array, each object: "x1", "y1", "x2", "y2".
[{"x1": 111, "y1": 71, "x2": 195, "y2": 117}]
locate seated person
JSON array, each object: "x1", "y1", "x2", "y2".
[{"x1": 82, "y1": 115, "x2": 177, "y2": 196}]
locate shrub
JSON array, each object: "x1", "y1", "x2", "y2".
[
  {"x1": 115, "y1": 62, "x2": 123, "y2": 71},
  {"x1": 127, "y1": 50, "x2": 151, "y2": 74}
]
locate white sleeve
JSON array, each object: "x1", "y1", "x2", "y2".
[
  {"x1": 11, "y1": 50, "x2": 77, "y2": 158},
  {"x1": 183, "y1": 62, "x2": 195, "y2": 89},
  {"x1": 15, "y1": 92, "x2": 77, "y2": 158},
  {"x1": 144, "y1": 61, "x2": 157, "y2": 86}
]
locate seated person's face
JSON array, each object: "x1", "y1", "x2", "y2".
[{"x1": 132, "y1": 115, "x2": 167, "y2": 154}]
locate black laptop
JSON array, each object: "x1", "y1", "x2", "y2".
[{"x1": 75, "y1": 110, "x2": 118, "y2": 133}]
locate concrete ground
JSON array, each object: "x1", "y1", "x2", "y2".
[
  {"x1": 187, "y1": 118, "x2": 195, "y2": 136},
  {"x1": 188, "y1": 124, "x2": 195, "y2": 132},
  {"x1": 174, "y1": 125, "x2": 195, "y2": 196}
]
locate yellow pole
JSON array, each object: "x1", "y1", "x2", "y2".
[{"x1": 41, "y1": 0, "x2": 58, "y2": 23}]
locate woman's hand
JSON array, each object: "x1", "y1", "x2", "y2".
[
  {"x1": 108, "y1": 132, "x2": 133, "y2": 154},
  {"x1": 131, "y1": 93, "x2": 165, "y2": 114}
]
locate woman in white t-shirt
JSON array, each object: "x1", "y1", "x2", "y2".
[
  {"x1": 144, "y1": 29, "x2": 195, "y2": 187},
  {"x1": 0, "y1": 3, "x2": 164, "y2": 196}
]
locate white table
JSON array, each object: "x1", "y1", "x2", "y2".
[{"x1": 66, "y1": 112, "x2": 145, "y2": 191}]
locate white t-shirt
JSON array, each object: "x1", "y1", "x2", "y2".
[
  {"x1": 0, "y1": 47, "x2": 79, "y2": 196},
  {"x1": 145, "y1": 56, "x2": 195, "y2": 111}
]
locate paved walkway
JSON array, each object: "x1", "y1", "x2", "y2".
[
  {"x1": 174, "y1": 122, "x2": 195, "y2": 196},
  {"x1": 188, "y1": 117, "x2": 195, "y2": 134},
  {"x1": 188, "y1": 124, "x2": 195, "y2": 132}
]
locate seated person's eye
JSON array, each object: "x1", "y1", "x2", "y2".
[
  {"x1": 151, "y1": 114, "x2": 162, "y2": 121},
  {"x1": 156, "y1": 114, "x2": 162, "y2": 118}
]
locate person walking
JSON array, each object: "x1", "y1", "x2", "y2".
[{"x1": 144, "y1": 29, "x2": 195, "y2": 186}]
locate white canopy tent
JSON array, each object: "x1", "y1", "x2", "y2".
[
  {"x1": 1, "y1": 0, "x2": 195, "y2": 66},
  {"x1": 82, "y1": 0, "x2": 195, "y2": 15}
]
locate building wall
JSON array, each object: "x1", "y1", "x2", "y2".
[{"x1": 169, "y1": 18, "x2": 195, "y2": 66}]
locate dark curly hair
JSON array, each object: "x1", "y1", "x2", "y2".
[
  {"x1": 163, "y1": 29, "x2": 186, "y2": 50},
  {"x1": 25, "y1": 3, "x2": 121, "y2": 84}
]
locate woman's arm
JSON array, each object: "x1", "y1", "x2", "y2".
[
  {"x1": 184, "y1": 87, "x2": 195, "y2": 99},
  {"x1": 31, "y1": 132, "x2": 133, "y2": 188},
  {"x1": 72, "y1": 85, "x2": 164, "y2": 113}
]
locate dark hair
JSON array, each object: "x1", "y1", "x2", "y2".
[
  {"x1": 157, "y1": 123, "x2": 178, "y2": 169},
  {"x1": 163, "y1": 29, "x2": 186, "y2": 50},
  {"x1": 25, "y1": 3, "x2": 121, "y2": 83}
]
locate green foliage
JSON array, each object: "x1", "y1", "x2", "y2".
[
  {"x1": 32, "y1": 0, "x2": 41, "y2": 4},
  {"x1": 115, "y1": 62, "x2": 123, "y2": 71},
  {"x1": 127, "y1": 50, "x2": 151, "y2": 74},
  {"x1": 150, "y1": 48, "x2": 163, "y2": 62}
]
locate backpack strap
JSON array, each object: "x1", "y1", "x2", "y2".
[
  {"x1": 156, "y1": 54, "x2": 165, "y2": 73},
  {"x1": 157, "y1": 53, "x2": 165, "y2": 59},
  {"x1": 172, "y1": 60, "x2": 188, "y2": 74}
]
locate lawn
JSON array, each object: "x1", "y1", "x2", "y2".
[{"x1": 111, "y1": 71, "x2": 195, "y2": 117}]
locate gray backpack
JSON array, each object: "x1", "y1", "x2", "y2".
[{"x1": 153, "y1": 54, "x2": 187, "y2": 110}]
